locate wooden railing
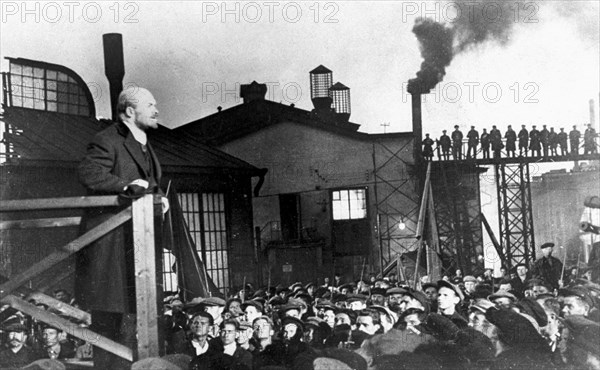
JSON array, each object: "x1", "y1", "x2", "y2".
[{"x1": 0, "y1": 194, "x2": 163, "y2": 362}]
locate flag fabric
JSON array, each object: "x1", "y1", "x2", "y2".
[{"x1": 164, "y1": 188, "x2": 223, "y2": 300}]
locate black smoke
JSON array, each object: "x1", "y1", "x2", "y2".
[{"x1": 408, "y1": 1, "x2": 523, "y2": 94}]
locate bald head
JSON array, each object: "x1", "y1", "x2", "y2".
[{"x1": 117, "y1": 87, "x2": 159, "y2": 130}]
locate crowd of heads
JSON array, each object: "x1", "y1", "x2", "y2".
[{"x1": 3, "y1": 243, "x2": 600, "y2": 369}]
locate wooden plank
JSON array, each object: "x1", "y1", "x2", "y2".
[
  {"x1": 133, "y1": 195, "x2": 161, "y2": 359},
  {"x1": 426, "y1": 185, "x2": 442, "y2": 281},
  {"x1": 0, "y1": 217, "x2": 81, "y2": 230},
  {"x1": 0, "y1": 207, "x2": 131, "y2": 299},
  {"x1": 0, "y1": 196, "x2": 122, "y2": 212},
  {"x1": 24, "y1": 291, "x2": 91, "y2": 325},
  {"x1": 480, "y1": 212, "x2": 507, "y2": 267},
  {"x1": 413, "y1": 162, "x2": 431, "y2": 287},
  {"x1": 2, "y1": 295, "x2": 133, "y2": 362}
]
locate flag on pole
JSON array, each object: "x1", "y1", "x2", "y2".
[{"x1": 164, "y1": 187, "x2": 223, "y2": 300}]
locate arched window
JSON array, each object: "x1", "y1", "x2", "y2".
[{"x1": 4, "y1": 57, "x2": 95, "y2": 117}]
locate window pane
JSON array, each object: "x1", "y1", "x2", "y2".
[{"x1": 332, "y1": 188, "x2": 366, "y2": 220}]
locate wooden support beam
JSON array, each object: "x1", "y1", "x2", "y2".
[
  {"x1": 0, "y1": 196, "x2": 121, "y2": 212},
  {"x1": 0, "y1": 217, "x2": 81, "y2": 230},
  {"x1": 480, "y1": 212, "x2": 507, "y2": 267},
  {"x1": 23, "y1": 291, "x2": 91, "y2": 325},
  {"x1": 3, "y1": 295, "x2": 133, "y2": 362},
  {"x1": 426, "y1": 185, "x2": 442, "y2": 281},
  {"x1": 414, "y1": 162, "x2": 432, "y2": 287},
  {"x1": 0, "y1": 207, "x2": 131, "y2": 299},
  {"x1": 133, "y1": 195, "x2": 163, "y2": 360}
]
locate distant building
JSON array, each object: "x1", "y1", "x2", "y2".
[
  {"x1": 176, "y1": 66, "x2": 419, "y2": 283},
  {"x1": 531, "y1": 167, "x2": 600, "y2": 265}
]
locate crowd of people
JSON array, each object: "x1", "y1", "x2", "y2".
[
  {"x1": 422, "y1": 123, "x2": 599, "y2": 161},
  {"x1": 2, "y1": 243, "x2": 599, "y2": 369}
]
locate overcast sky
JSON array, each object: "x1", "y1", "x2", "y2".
[{"x1": 1, "y1": 1, "x2": 599, "y2": 135}]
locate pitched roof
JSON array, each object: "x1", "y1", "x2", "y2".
[
  {"x1": 177, "y1": 99, "x2": 409, "y2": 146},
  {"x1": 2, "y1": 107, "x2": 261, "y2": 175}
]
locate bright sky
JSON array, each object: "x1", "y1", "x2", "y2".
[{"x1": 1, "y1": 1, "x2": 599, "y2": 136}]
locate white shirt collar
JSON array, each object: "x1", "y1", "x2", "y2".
[
  {"x1": 191, "y1": 339, "x2": 209, "y2": 356},
  {"x1": 223, "y1": 342, "x2": 237, "y2": 356},
  {"x1": 122, "y1": 120, "x2": 147, "y2": 145}
]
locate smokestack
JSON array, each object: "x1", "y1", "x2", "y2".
[
  {"x1": 412, "y1": 93, "x2": 423, "y2": 163},
  {"x1": 103, "y1": 33, "x2": 125, "y2": 121}
]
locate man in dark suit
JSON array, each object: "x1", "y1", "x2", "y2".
[{"x1": 76, "y1": 87, "x2": 165, "y2": 369}]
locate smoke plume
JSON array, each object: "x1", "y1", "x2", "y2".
[{"x1": 408, "y1": 1, "x2": 521, "y2": 94}]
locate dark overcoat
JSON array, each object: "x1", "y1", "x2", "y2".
[{"x1": 75, "y1": 121, "x2": 162, "y2": 313}]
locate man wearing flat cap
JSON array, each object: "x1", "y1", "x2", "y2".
[
  {"x1": 437, "y1": 280, "x2": 468, "y2": 328},
  {"x1": 559, "y1": 286, "x2": 595, "y2": 318},
  {"x1": 370, "y1": 287, "x2": 387, "y2": 307},
  {"x1": 0, "y1": 319, "x2": 41, "y2": 368},
  {"x1": 531, "y1": 242, "x2": 563, "y2": 290}
]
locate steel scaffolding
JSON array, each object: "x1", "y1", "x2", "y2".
[
  {"x1": 495, "y1": 162, "x2": 535, "y2": 268},
  {"x1": 372, "y1": 140, "x2": 420, "y2": 273},
  {"x1": 431, "y1": 162, "x2": 484, "y2": 276}
]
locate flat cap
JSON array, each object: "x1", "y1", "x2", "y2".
[
  {"x1": 559, "y1": 286, "x2": 595, "y2": 308},
  {"x1": 370, "y1": 287, "x2": 387, "y2": 297},
  {"x1": 437, "y1": 280, "x2": 465, "y2": 301},
  {"x1": 346, "y1": 293, "x2": 368, "y2": 303},
  {"x1": 488, "y1": 290, "x2": 518, "y2": 302},
  {"x1": 463, "y1": 275, "x2": 477, "y2": 283},
  {"x1": 387, "y1": 287, "x2": 408, "y2": 295},
  {"x1": 540, "y1": 242, "x2": 555, "y2": 249}
]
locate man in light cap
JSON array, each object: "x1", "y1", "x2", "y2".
[{"x1": 530, "y1": 242, "x2": 563, "y2": 290}]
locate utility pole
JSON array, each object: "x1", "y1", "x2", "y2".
[{"x1": 380, "y1": 122, "x2": 390, "y2": 134}]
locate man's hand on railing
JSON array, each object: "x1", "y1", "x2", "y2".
[{"x1": 122, "y1": 179, "x2": 149, "y2": 198}]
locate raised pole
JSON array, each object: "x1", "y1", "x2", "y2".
[{"x1": 132, "y1": 194, "x2": 164, "y2": 360}]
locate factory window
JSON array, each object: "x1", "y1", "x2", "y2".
[
  {"x1": 332, "y1": 188, "x2": 367, "y2": 220},
  {"x1": 7, "y1": 60, "x2": 91, "y2": 117},
  {"x1": 164, "y1": 192, "x2": 230, "y2": 294}
]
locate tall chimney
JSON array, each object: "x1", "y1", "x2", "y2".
[
  {"x1": 411, "y1": 93, "x2": 423, "y2": 163},
  {"x1": 103, "y1": 33, "x2": 125, "y2": 121}
]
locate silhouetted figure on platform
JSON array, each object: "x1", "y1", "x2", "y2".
[
  {"x1": 569, "y1": 125, "x2": 580, "y2": 155},
  {"x1": 529, "y1": 125, "x2": 541, "y2": 156},
  {"x1": 505, "y1": 125, "x2": 516, "y2": 157},
  {"x1": 439, "y1": 130, "x2": 451, "y2": 160},
  {"x1": 584, "y1": 124, "x2": 598, "y2": 154},
  {"x1": 518, "y1": 125, "x2": 529, "y2": 156},
  {"x1": 422, "y1": 134, "x2": 434, "y2": 161},
  {"x1": 558, "y1": 128, "x2": 568, "y2": 156},
  {"x1": 540, "y1": 125, "x2": 550, "y2": 157},
  {"x1": 490, "y1": 125, "x2": 502, "y2": 159},
  {"x1": 467, "y1": 126, "x2": 479, "y2": 158},
  {"x1": 548, "y1": 127, "x2": 558, "y2": 156},
  {"x1": 452, "y1": 125, "x2": 463, "y2": 160},
  {"x1": 480, "y1": 128, "x2": 490, "y2": 159}
]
